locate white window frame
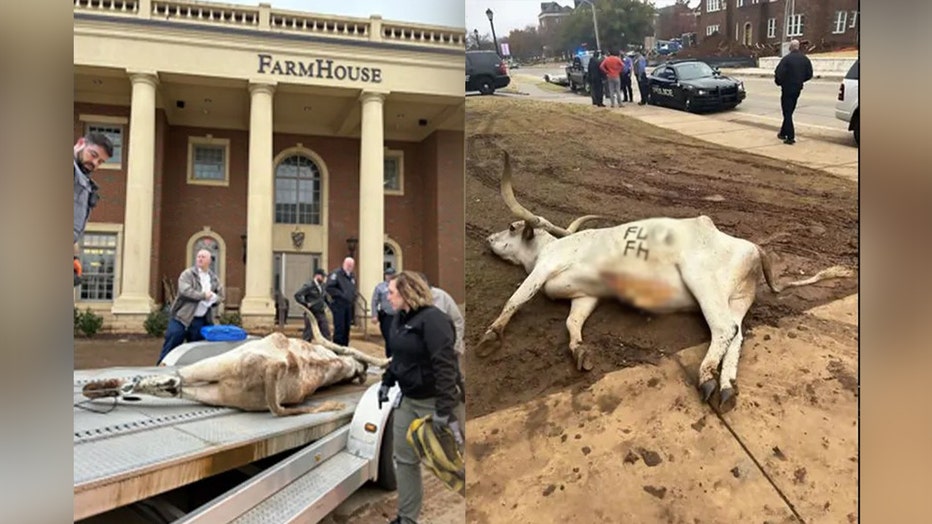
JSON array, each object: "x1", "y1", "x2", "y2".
[
  {"x1": 706, "y1": 0, "x2": 722, "y2": 13},
  {"x1": 833, "y1": 11, "x2": 847, "y2": 34},
  {"x1": 74, "y1": 223, "x2": 123, "y2": 308},
  {"x1": 187, "y1": 135, "x2": 231, "y2": 187},
  {"x1": 383, "y1": 148, "x2": 405, "y2": 196},
  {"x1": 737, "y1": 0, "x2": 744, "y2": 7},
  {"x1": 767, "y1": 18, "x2": 776, "y2": 38},
  {"x1": 706, "y1": 24, "x2": 720, "y2": 36},
  {"x1": 787, "y1": 14, "x2": 803, "y2": 37},
  {"x1": 79, "y1": 114, "x2": 128, "y2": 170},
  {"x1": 849, "y1": 11, "x2": 858, "y2": 28}
]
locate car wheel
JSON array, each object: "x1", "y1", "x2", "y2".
[
  {"x1": 478, "y1": 77, "x2": 495, "y2": 95},
  {"x1": 853, "y1": 116, "x2": 859, "y2": 145},
  {"x1": 375, "y1": 411, "x2": 398, "y2": 491}
]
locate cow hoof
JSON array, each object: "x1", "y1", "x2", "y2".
[
  {"x1": 573, "y1": 345, "x2": 594, "y2": 371},
  {"x1": 718, "y1": 387, "x2": 737, "y2": 413},
  {"x1": 699, "y1": 379, "x2": 717, "y2": 402},
  {"x1": 82, "y1": 378, "x2": 124, "y2": 399},
  {"x1": 476, "y1": 331, "x2": 501, "y2": 358}
]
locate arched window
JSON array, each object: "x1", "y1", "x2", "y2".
[
  {"x1": 384, "y1": 243, "x2": 396, "y2": 272},
  {"x1": 275, "y1": 155, "x2": 322, "y2": 225},
  {"x1": 192, "y1": 235, "x2": 220, "y2": 275}
]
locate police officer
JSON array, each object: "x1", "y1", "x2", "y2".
[
  {"x1": 587, "y1": 51, "x2": 606, "y2": 107},
  {"x1": 326, "y1": 257, "x2": 357, "y2": 346},
  {"x1": 294, "y1": 268, "x2": 332, "y2": 342},
  {"x1": 370, "y1": 267, "x2": 396, "y2": 356}
]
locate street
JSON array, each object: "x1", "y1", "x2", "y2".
[{"x1": 510, "y1": 65, "x2": 851, "y2": 143}]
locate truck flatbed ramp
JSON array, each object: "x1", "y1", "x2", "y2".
[{"x1": 74, "y1": 366, "x2": 377, "y2": 522}]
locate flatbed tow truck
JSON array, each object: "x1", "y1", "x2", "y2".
[{"x1": 74, "y1": 338, "x2": 400, "y2": 523}]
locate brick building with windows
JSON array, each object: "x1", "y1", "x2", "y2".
[
  {"x1": 697, "y1": 0, "x2": 859, "y2": 48},
  {"x1": 655, "y1": 1, "x2": 698, "y2": 41},
  {"x1": 74, "y1": 0, "x2": 465, "y2": 331},
  {"x1": 538, "y1": 2, "x2": 574, "y2": 31}
]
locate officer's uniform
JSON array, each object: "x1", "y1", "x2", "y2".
[
  {"x1": 325, "y1": 267, "x2": 357, "y2": 346},
  {"x1": 294, "y1": 269, "x2": 332, "y2": 341}
]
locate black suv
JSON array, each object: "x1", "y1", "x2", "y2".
[
  {"x1": 647, "y1": 59, "x2": 746, "y2": 112},
  {"x1": 466, "y1": 51, "x2": 510, "y2": 95}
]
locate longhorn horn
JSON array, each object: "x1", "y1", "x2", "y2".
[
  {"x1": 500, "y1": 152, "x2": 572, "y2": 238},
  {"x1": 300, "y1": 303, "x2": 390, "y2": 368},
  {"x1": 566, "y1": 215, "x2": 610, "y2": 233}
]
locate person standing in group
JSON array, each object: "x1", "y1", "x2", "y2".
[
  {"x1": 294, "y1": 268, "x2": 332, "y2": 342},
  {"x1": 600, "y1": 50, "x2": 625, "y2": 108},
  {"x1": 621, "y1": 52, "x2": 634, "y2": 103},
  {"x1": 157, "y1": 249, "x2": 225, "y2": 365},
  {"x1": 417, "y1": 272, "x2": 465, "y2": 366},
  {"x1": 773, "y1": 39, "x2": 813, "y2": 145},
  {"x1": 587, "y1": 51, "x2": 606, "y2": 107},
  {"x1": 370, "y1": 267, "x2": 397, "y2": 356},
  {"x1": 377, "y1": 271, "x2": 465, "y2": 524},
  {"x1": 326, "y1": 257, "x2": 357, "y2": 346},
  {"x1": 634, "y1": 49, "x2": 650, "y2": 105},
  {"x1": 73, "y1": 132, "x2": 114, "y2": 285}
]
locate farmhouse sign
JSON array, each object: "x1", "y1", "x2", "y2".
[{"x1": 257, "y1": 54, "x2": 383, "y2": 83}]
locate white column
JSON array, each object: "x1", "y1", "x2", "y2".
[
  {"x1": 239, "y1": 81, "x2": 277, "y2": 318},
  {"x1": 357, "y1": 91, "x2": 386, "y2": 307},
  {"x1": 112, "y1": 71, "x2": 158, "y2": 315}
]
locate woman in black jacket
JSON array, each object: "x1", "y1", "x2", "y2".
[{"x1": 378, "y1": 271, "x2": 464, "y2": 524}]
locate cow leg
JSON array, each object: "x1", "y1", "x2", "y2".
[
  {"x1": 263, "y1": 361, "x2": 345, "y2": 416},
  {"x1": 476, "y1": 265, "x2": 556, "y2": 357},
  {"x1": 566, "y1": 296, "x2": 600, "y2": 371},
  {"x1": 680, "y1": 268, "x2": 741, "y2": 404},
  {"x1": 716, "y1": 277, "x2": 759, "y2": 412}
]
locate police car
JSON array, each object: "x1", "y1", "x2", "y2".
[{"x1": 647, "y1": 59, "x2": 746, "y2": 112}]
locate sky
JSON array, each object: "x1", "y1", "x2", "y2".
[
  {"x1": 465, "y1": 0, "x2": 683, "y2": 36},
  {"x1": 217, "y1": 0, "x2": 465, "y2": 28}
]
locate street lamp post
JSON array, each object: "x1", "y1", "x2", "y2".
[
  {"x1": 578, "y1": 0, "x2": 602, "y2": 53},
  {"x1": 485, "y1": 8, "x2": 500, "y2": 57}
]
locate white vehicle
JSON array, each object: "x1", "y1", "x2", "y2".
[
  {"x1": 74, "y1": 339, "x2": 400, "y2": 524},
  {"x1": 835, "y1": 59, "x2": 859, "y2": 145}
]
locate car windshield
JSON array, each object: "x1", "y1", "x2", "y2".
[{"x1": 675, "y1": 62, "x2": 715, "y2": 81}]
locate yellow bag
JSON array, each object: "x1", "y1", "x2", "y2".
[{"x1": 406, "y1": 415, "x2": 465, "y2": 497}]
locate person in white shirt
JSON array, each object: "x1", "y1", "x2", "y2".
[{"x1": 157, "y1": 249, "x2": 225, "y2": 364}]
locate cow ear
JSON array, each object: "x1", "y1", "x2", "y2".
[{"x1": 521, "y1": 224, "x2": 535, "y2": 241}]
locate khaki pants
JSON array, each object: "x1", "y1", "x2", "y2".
[{"x1": 392, "y1": 395, "x2": 466, "y2": 524}]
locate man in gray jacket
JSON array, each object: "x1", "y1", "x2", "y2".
[{"x1": 157, "y1": 249, "x2": 225, "y2": 364}]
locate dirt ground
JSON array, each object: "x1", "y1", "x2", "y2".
[{"x1": 464, "y1": 97, "x2": 858, "y2": 420}]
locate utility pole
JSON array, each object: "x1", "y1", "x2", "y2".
[{"x1": 578, "y1": 0, "x2": 602, "y2": 53}]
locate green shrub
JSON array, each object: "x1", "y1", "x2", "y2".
[
  {"x1": 144, "y1": 309, "x2": 169, "y2": 337},
  {"x1": 74, "y1": 308, "x2": 81, "y2": 336},
  {"x1": 218, "y1": 311, "x2": 242, "y2": 327},
  {"x1": 76, "y1": 308, "x2": 104, "y2": 338}
]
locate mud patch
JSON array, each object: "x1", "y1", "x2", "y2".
[
  {"x1": 624, "y1": 450, "x2": 640, "y2": 465},
  {"x1": 638, "y1": 448, "x2": 664, "y2": 467},
  {"x1": 524, "y1": 401, "x2": 550, "y2": 434},
  {"x1": 542, "y1": 484, "x2": 557, "y2": 497},
  {"x1": 596, "y1": 393, "x2": 623, "y2": 413},
  {"x1": 827, "y1": 360, "x2": 858, "y2": 395},
  {"x1": 691, "y1": 416, "x2": 708, "y2": 432},
  {"x1": 643, "y1": 485, "x2": 668, "y2": 499},
  {"x1": 794, "y1": 467, "x2": 808, "y2": 484}
]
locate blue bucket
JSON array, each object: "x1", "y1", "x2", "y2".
[{"x1": 201, "y1": 324, "x2": 248, "y2": 342}]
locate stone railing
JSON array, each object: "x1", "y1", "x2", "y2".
[{"x1": 74, "y1": 0, "x2": 465, "y2": 50}]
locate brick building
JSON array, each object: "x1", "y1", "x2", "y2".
[
  {"x1": 538, "y1": 2, "x2": 574, "y2": 31},
  {"x1": 655, "y1": 1, "x2": 699, "y2": 41},
  {"x1": 74, "y1": 0, "x2": 465, "y2": 331},
  {"x1": 697, "y1": 0, "x2": 859, "y2": 48}
]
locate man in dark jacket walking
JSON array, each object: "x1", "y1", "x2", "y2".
[
  {"x1": 587, "y1": 52, "x2": 606, "y2": 107},
  {"x1": 294, "y1": 268, "x2": 332, "y2": 341},
  {"x1": 774, "y1": 39, "x2": 813, "y2": 145},
  {"x1": 326, "y1": 257, "x2": 357, "y2": 346}
]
